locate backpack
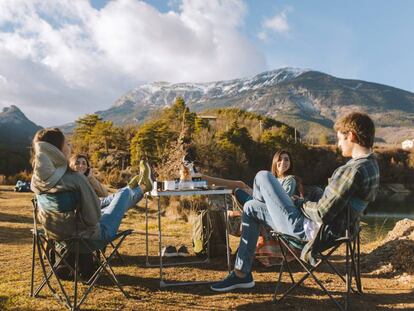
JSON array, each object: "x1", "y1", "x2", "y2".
[
  {"x1": 47, "y1": 241, "x2": 97, "y2": 281},
  {"x1": 192, "y1": 209, "x2": 228, "y2": 258}
]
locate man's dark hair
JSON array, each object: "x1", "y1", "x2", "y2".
[{"x1": 334, "y1": 112, "x2": 375, "y2": 148}]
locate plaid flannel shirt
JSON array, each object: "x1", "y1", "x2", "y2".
[{"x1": 302, "y1": 152, "x2": 380, "y2": 225}]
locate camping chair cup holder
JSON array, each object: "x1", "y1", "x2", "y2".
[
  {"x1": 30, "y1": 194, "x2": 133, "y2": 311},
  {"x1": 271, "y1": 205, "x2": 363, "y2": 311}
]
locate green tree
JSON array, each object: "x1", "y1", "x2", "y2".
[
  {"x1": 71, "y1": 114, "x2": 103, "y2": 153},
  {"x1": 194, "y1": 117, "x2": 210, "y2": 133},
  {"x1": 130, "y1": 120, "x2": 176, "y2": 166},
  {"x1": 218, "y1": 121, "x2": 253, "y2": 152},
  {"x1": 90, "y1": 120, "x2": 115, "y2": 153},
  {"x1": 159, "y1": 97, "x2": 196, "y2": 134}
]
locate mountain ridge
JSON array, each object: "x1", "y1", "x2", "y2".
[
  {"x1": 93, "y1": 67, "x2": 414, "y2": 143},
  {"x1": 0, "y1": 105, "x2": 42, "y2": 151},
  {"x1": 0, "y1": 105, "x2": 42, "y2": 175}
]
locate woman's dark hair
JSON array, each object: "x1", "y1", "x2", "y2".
[
  {"x1": 271, "y1": 149, "x2": 294, "y2": 177},
  {"x1": 31, "y1": 128, "x2": 65, "y2": 167},
  {"x1": 33, "y1": 127, "x2": 65, "y2": 150},
  {"x1": 69, "y1": 154, "x2": 90, "y2": 171}
]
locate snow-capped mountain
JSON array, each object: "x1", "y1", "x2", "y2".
[
  {"x1": 112, "y1": 67, "x2": 309, "y2": 108},
  {"x1": 96, "y1": 67, "x2": 414, "y2": 142}
]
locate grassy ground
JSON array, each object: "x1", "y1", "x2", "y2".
[{"x1": 0, "y1": 185, "x2": 413, "y2": 310}]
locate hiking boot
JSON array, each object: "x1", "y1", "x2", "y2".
[
  {"x1": 210, "y1": 271, "x2": 255, "y2": 292},
  {"x1": 177, "y1": 245, "x2": 190, "y2": 257},
  {"x1": 161, "y1": 245, "x2": 177, "y2": 257},
  {"x1": 128, "y1": 173, "x2": 142, "y2": 189},
  {"x1": 138, "y1": 159, "x2": 154, "y2": 193}
]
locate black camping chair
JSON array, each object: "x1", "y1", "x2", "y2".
[
  {"x1": 272, "y1": 204, "x2": 363, "y2": 311},
  {"x1": 30, "y1": 192, "x2": 133, "y2": 311}
]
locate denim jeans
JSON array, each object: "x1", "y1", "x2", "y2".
[
  {"x1": 99, "y1": 186, "x2": 143, "y2": 240},
  {"x1": 234, "y1": 171, "x2": 306, "y2": 274},
  {"x1": 234, "y1": 188, "x2": 253, "y2": 206}
]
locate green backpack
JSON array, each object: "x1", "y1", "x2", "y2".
[{"x1": 192, "y1": 209, "x2": 228, "y2": 258}]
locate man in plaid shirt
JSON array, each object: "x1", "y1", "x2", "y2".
[{"x1": 212, "y1": 112, "x2": 380, "y2": 292}]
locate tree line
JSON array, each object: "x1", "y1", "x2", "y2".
[{"x1": 2, "y1": 97, "x2": 414, "y2": 187}]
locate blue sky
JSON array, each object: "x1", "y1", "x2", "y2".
[
  {"x1": 243, "y1": 0, "x2": 414, "y2": 92},
  {"x1": 1, "y1": 0, "x2": 413, "y2": 126},
  {"x1": 143, "y1": 0, "x2": 414, "y2": 91},
  {"x1": 147, "y1": 0, "x2": 414, "y2": 91}
]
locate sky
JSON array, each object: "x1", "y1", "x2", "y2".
[{"x1": 1, "y1": 0, "x2": 413, "y2": 127}]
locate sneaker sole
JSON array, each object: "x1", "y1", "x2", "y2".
[
  {"x1": 145, "y1": 162, "x2": 154, "y2": 187},
  {"x1": 210, "y1": 280, "x2": 255, "y2": 292},
  {"x1": 161, "y1": 253, "x2": 178, "y2": 258},
  {"x1": 177, "y1": 252, "x2": 190, "y2": 257}
]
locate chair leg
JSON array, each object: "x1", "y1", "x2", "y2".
[
  {"x1": 76, "y1": 236, "x2": 132, "y2": 308},
  {"x1": 278, "y1": 237, "x2": 295, "y2": 283},
  {"x1": 30, "y1": 233, "x2": 36, "y2": 297},
  {"x1": 324, "y1": 257, "x2": 357, "y2": 294},
  {"x1": 274, "y1": 239, "x2": 347, "y2": 311},
  {"x1": 103, "y1": 262, "x2": 130, "y2": 298},
  {"x1": 345, "y1": 240, "x2": 350, "y2": 311},
  {"x1": 273, "y1": 238, "x2": 316, "y2": 303},
  {"x1": 110, "y1": 241, "x2": 125, "y2": 263},
  {"x1": 73, "y1": 241, "x2": 79, "y2": 311},
  {"x1": 355, "y1": 234, "x2": 363, "y2": 293},
  {"x1": 349, "y1": 238, "x2": 361, "y2": 295},
  {"x1": 97, "y1": 243, "x2": 130, "y2": 298},
  {"x1": 33, "y1": 237, "x2": 56, "y2": 297},
  {"x1": 33, "y1": 237, "x2": 73, "y2": 298},
  {"x1": 36, "y1": 235, "x2": 73, "y2": 310},
  {"x1": 273, "y1": 258, "x2": 285, "y2": 302}
]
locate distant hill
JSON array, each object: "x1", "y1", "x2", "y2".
[
  {"x1": 0, "y1": 105, "x2": 42, "y2": 151},
  {"x1": 0, "y1": 105, "x2": 42, "y2": 175},
  {"x1": 92, "y1": 68, "x2": 414, "y2": 143}
]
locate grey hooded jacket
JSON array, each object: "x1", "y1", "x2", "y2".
[{"x1": 31, "y1": 141, "x2": 101, "y2": 240}]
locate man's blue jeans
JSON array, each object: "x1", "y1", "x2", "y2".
[
  {"x1": 234, "y1": 171, "x2": 307, "y2": 274},
  {"x1": 99, "y1": 186, "x2": 143, "y2": 240}
]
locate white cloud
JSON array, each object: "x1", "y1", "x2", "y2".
[
  {"x1": 0, "y1": 0, "x2": 266, "y2": 126},
  {"x1": 259, "y1": 7, "x2": 292, "y2": 40}
]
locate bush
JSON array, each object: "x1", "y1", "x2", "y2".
[{"x1": 104, "y1": 169, "x2": 128, "y2": 188}]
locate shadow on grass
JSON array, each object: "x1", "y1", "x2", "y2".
[
  {"x1": 109, "y1": 272, "x2": 409, "y2": 308},
  {"x1": 113, "y1": 252, "x2": 356, "y2": 277},
  {"x1": 0, "y1": 296, "x2": 7, "y2": 310},
  {"x1": 0, "y1": 212, "x2": 33, "y2": 224},
  {"x1": 131, "y1": 205, "x2": 158, "y2": 215},
  {"x1": 236, "y1": 288, "x2": 414, "y2": 311},
  {"x1": 0, "y1": 225, "x2": 32, "y2": 244},
  {"x1": 111, "y1": 253, "x2": 239, "y2": 272}
]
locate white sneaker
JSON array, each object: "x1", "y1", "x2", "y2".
[
  {"x1": 161, "y1": 245, "x2": 177, "y2": 257},
  {"x1": 177, "y1": 245, "x2": 190, "y2": 257}
]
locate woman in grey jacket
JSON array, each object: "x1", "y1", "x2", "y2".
[{"x1": 31, "y1": 127, "x2": 152, "y2": 241}]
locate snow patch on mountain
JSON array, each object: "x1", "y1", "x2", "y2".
[{"x1": 113, "y1": 67, "x2": 309, "y2": 108}]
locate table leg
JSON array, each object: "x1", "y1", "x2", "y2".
[
  {"x1": 223, "y1": 194, "x2": 231, "y2": 272},
  {"x1": 157, "y1": 196, "x2": 163, "y2": 286},
  {"x1": 145, "y1": 195, "x2": 150, "y2": 267}
]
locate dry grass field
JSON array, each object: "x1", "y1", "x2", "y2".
[{"x1": 1, "y1": 185, "x2": 413, "y2": 310}]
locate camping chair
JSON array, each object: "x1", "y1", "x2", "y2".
[
  {"x1": 30, "y1": 192, "x2": 133, "y2": 311},
  {"x1": 272, "y1": 204, "x2": 363, "y2": 311}
]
